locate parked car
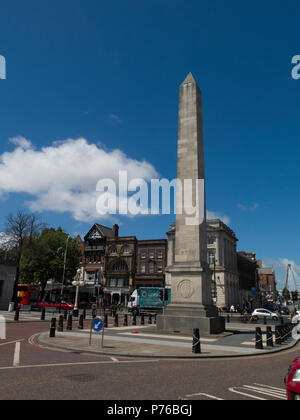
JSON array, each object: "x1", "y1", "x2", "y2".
[
  {"x1": 37, "y1": 301, "x2": 74, "y2": 310},
  {"x1": 279, "y1": 307, "x2": 290, "y2": 316},
  {"x1": 251, "y1": 308, "x2": 280, "y2": 321},
  {"x1": 285, "y1": 358, "x2": 300, "y2": 400}
]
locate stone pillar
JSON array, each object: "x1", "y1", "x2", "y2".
[{"x1": 157, "y1": 73, "x2": 225, "y2": 334}]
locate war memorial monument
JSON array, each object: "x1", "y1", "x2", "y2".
[{"x1": 157, "y1": 73, "x2": 225, "y2": 334}]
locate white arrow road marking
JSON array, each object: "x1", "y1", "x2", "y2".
[{"x1": 229, "y1": 387, "x2": 267, "y2": 400}]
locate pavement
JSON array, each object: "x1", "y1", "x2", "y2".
[
  {"x1": 1, "y1": 310, "x2": 298, "y2": 359},
  {"x1": 38, "y1": 322, "x2": 300, "y2": 359}
]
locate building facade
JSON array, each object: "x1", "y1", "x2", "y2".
[
  {"x1": 103, "y1": 233, "x2": 137, "y2": 306},
  {"x1": 257, "y1": 265, "x2": 276, "y2": 299},
  {"x1": 207, "y1": 219, "x2": 240, "y2": 308},
  {"x1": 237, "y1": 251, "x2": 259, "y2": 309},
  {"x1": 135, "y1": 239, "x2": 167, "y2": 289}
]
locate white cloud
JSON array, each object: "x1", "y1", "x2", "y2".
[
  {"x1": 237, "y1": 202, "x2": 259, "y2": 211},
  {"x1": 9, "y1": 136, "x2": 33, "y2": 150},
  {"x1": 0, "y1": 137, "x2": 158, "y2": 222},
  {"x1": 0, "y1": 136, "x2": 231, "y2": 225},
  {"x1": 207, "y1": 211, "x2": 230, "y2": 225}
]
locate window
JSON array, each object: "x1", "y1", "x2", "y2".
[
  {"x1": 157, "y1": 249, "x2": 163, "y2": 259},
  {"x1": 110, "y1": 246, "x2": 117, "y2": 255},
  {"x1": 157, "y1": 263, "x2": 163, "y2": 273},
  {"x1": 208, "y1": 236, "x2": 216, "y2": 245},
  {"x1": 208, "y1": 251, "x2": 215, "y2": 265},
  {"x1": 140, "y1": 263, "x2": 146, "y2": 273},
  {"x1": 122, "y1": 246, "x2": 130, "y2": 254},
  {"x1": 111, "y1": 260, "x2": 128, "y2": 272},
  {"x1": 149, "y1": 250, "x2": 155, "y2": 259},
  {"x1": 149, "y1": 262, "x2": 155, "y2": 273},
  {"x1": 140, "y1": 250, "x2": 146, "y2": 259}
]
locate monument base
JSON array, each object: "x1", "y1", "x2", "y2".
[{"x1": 157, "y1": 304, "x2": 225, "y2": 335}]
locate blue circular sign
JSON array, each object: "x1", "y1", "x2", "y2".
[{"x1": 92, "y1": 318, "x2": 103, "y2": 332}]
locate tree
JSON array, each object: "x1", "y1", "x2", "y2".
[
  {"x1": 19, "y1": 228, "x2": 81, "y2": 299},
  {"x1": 4, "y1": 211, "x2": 46, "y2": 307}
]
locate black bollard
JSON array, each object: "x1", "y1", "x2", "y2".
[
  {"x1": 124, "y1": 314, "x2": 128, "y2": 327},
  {"x1": 50, "y1": 318, "x2": 56, "y2": 338},
  {"x1": 114, "y1": 314, "x2": 119, "y2": 327},
  {"x1": 255, "y1": 327, "x2": 263, "y2": 350},
  {"x1": 266, "y1": 326, "x2": 273, "y2": 347},
  {"x1": 73, "y1": 309, "x2": 79, "y2": 318},
  {"x1": 227, "y1": 315, "x2": 230, "y2": 323},
  {"x1": 78, "y1": 314, "x2": 84, "y2": 330},
  {"x1": 132, "y1": 314, "x2": 137, "y2": 326},
  {"x1": 148, "y1": 314, "x2": 152, "y2": 325},
  {"x1": 63, "y1": 309, "x2": 68, "y2": 321},
  {"x1": 41, "y1": 307, "x2": 46, "y2": 321},
  {"x1": 141, "y1": 314, "x2": 145, "y2": 326},
  {"x1": 82, "y1": 308, "x2": 86, "y2": 320},
  {"x1": 154, "y1": 314, "x2": 157, "y2": 325},
  {"x1": 49, "y1": 325, "x2": 56, "y2": 338},
  {"x1": 67, "y1": 314, "x2": 72, "y2": 331},
  {"x1": 104, "y1": 314, "x2": 108, "y2": 328},
  {"x1": 192, "y1": 328, "x2": 201, "y2": 354},
  {"x1": 14, "y1": 308, "x2": 20, "y2": 321},
  {"x1": 58, "y1": 315, "x2": 64, "y2": 332}
]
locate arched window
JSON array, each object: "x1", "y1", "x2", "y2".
[
  {"x1": 110, "y1": 246, "x2": 117, "y2": 255},
  {"x1": 122, "y1": 246, "x2": 130, "y2": 254}
]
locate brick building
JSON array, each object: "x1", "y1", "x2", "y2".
[
  {"x1": 135, "y1": 239, "x2": 167, "y2": 289},
  {"x1": 257, "y1": 265, "x2": 276, "y2": 298}
]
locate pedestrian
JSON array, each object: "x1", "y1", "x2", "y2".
[{"x1": 230, "y1": 304, "x2": 235, "y2": 313}]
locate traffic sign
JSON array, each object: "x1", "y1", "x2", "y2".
[{"x1": 92, "y1": 318, "x2": 103, "y2": 332}]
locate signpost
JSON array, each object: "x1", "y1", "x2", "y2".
[{"x1": 89, "y1": 317, "x2": 104, "y2": 348}]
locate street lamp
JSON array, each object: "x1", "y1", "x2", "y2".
[{"x1": 72, "y1": 267, "x2": 85, "y2": 317}]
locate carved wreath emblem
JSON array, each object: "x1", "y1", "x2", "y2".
[{"x1": 177, "y1": 279, "x2": 194, "y2": 299}]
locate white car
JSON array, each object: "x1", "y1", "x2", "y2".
[
  {"x1": 292, "y1": 314, "x2": 300, "y2": 325},
  {"x1": 251, "y1": 308, "x2": 280, "y2": 321}
]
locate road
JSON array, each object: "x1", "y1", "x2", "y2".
[{"x1": 0, "y1": 321, "x2": 296, "y2": 400}]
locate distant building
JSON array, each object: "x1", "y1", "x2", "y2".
[
  {"x1": 207, "y1": 219, "x2": 240, "y2": 308},
  {"x1": 77, "y1": 223, "x2": 115, "y2": 298},
  {"x1": 237, "y1": 251, "x2": 259, "y2": 309},
  {"x1": 103, "y1": 232, "x2": 137, "y2": 306},
  {"x1": 135, "y1": 239, "x2": 167, "y2": 289},
  {"x1": 257, "y1": 264, "x2": 276, "y2": 297}
]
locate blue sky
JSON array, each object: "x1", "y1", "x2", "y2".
[{"x1": 0, "y1": 0, "x2": 300, "y2": 288}]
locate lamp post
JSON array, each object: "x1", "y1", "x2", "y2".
[
  {"x1": 72, "y1": 267, "x2": 85, "y2": 317},
  {"x1": 210, "y1": 251, "x2": 218, "y2": 305}
]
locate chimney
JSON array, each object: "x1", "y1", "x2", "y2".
[{"x1": 113, "y1": 224, "x2": 119, "y2": 238}]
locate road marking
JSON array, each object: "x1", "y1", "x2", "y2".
[
  {"x1": 0, "y1": 339, "x2": 25, "y2": 347},
  {"x1": 0, "y1": 359, "x2": 159, "y2": 371},
  {"x1": 229, "y1": 387, "x2": 267, "y2": 400},
  {"x1": 110, "y1": 357, "x2": 119, "y2": 362},
  {"x1": 229, "y1": 384, "x2": 286, "y2": 400},
  {"x1": 181, "y1": 393, "x2": 224, "y2": 400},
  {"x1": 13, "y1": 342, "x2": 21, "y2": 367}
]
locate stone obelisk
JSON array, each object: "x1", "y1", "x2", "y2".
[{"x1": 157, "y1": 73, "x2": 225, "y2": 334}]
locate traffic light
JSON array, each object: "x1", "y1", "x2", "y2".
[
  {"x1": 159, "y1": 289, "x2": 164, "y2": 301},
  {"x1": 164, "y1": 289, "x2": 168, "y2": 301}
]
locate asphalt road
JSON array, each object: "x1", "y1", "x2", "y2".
[{"x1": 0, "y1": 321, "x2": 296, "y2": 400}]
